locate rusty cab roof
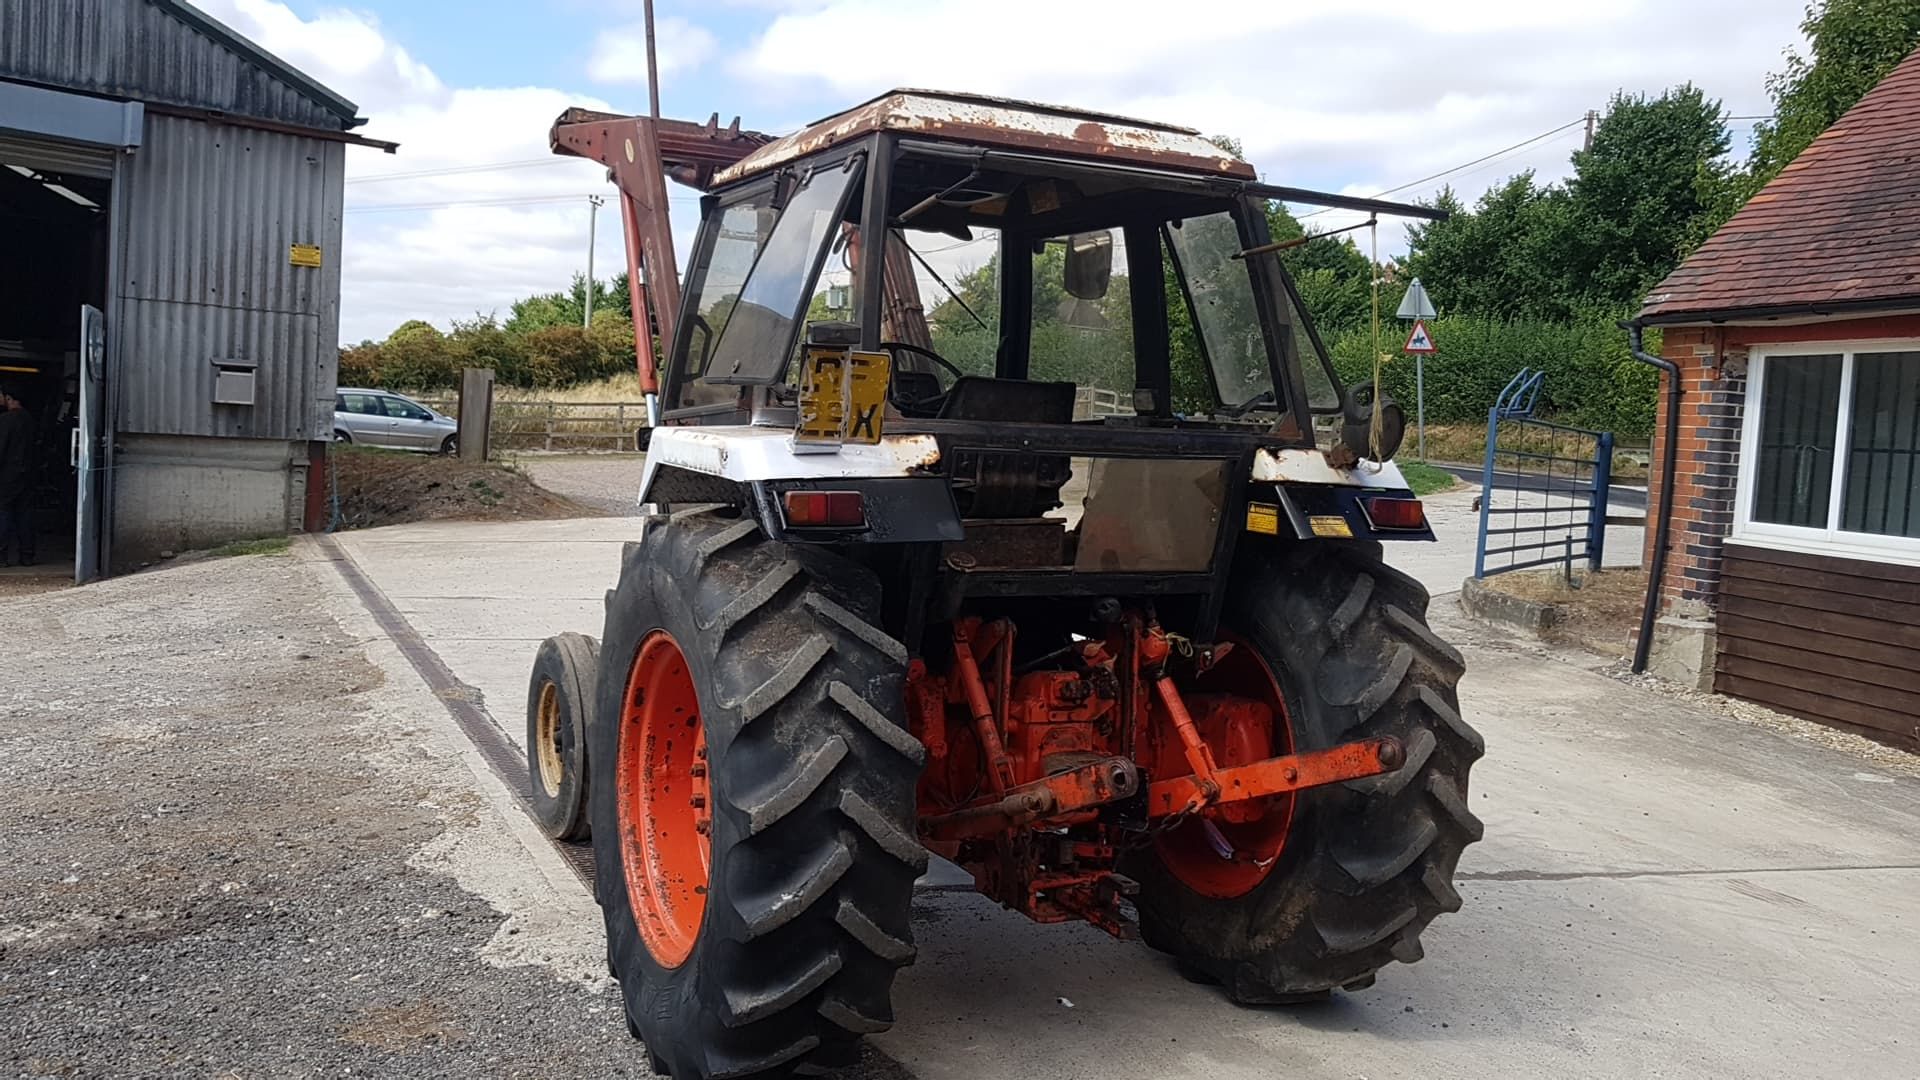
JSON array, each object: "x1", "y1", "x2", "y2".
[{"x1": 710, "y1": 89, "x2": 1256, "y2": 187}]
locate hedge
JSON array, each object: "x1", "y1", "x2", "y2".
[{"x1": 1326, "y1": 314, "x2": 1660, "y2": 439}]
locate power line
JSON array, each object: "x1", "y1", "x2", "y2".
[
  {"x1": 345, "y1": 192, "x2": 699, "y2": 214},
  {"x1": 1300, "y1": 116, "x2": 1587, "y2": 219},
  {"x1": 346, "y1": 158, "x2": 577, "y2": 184}
]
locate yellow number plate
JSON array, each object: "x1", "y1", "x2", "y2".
[{"x1": 794, "y1": 347, "x2": 891, "y2": 446}]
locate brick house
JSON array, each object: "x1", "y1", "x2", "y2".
[{"x1": 1630, "y1": 44, "x2": 1920, "y2": 751}]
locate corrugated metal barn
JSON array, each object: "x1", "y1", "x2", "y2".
[{"x1": 0, "y1": 0, "x2": 386, "y2": 578}]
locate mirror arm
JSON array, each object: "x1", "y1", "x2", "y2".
[{"x1": 1231, "y1": 216, "x2": 1374, "y2": 261}]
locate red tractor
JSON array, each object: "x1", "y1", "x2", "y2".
[{"x1": 524, "y1": 89, "x2": 1482, "y2": 1080}]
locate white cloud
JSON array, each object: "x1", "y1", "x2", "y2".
[
  {"x1": 734, "y1": 0, "x2": 1807, "y2": 253},
  {"x1": 190, "y1": 0, "x2": 658, "y2": 342},
  {"x1": 589, "y1": 17, "x2": 719, "y2": 85},
  {"x1": 186, "y1": 0, "x2": 1808, "y2": 341}
]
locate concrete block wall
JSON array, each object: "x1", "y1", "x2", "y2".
[{"x1": 111, "y1": 433, "x2": 304, "y2": 568}]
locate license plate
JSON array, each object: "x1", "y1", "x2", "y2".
[{"x1": 794, "y1": 347, "x2": 891, "y2": 446}]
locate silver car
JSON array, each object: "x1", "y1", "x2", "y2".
[{"x1": 333, "y1": 388, "x2": 459, "y2": 453}]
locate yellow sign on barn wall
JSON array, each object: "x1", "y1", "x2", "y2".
[{"x1": 289, "y1": 243, "x2": 323, "y2": 268}]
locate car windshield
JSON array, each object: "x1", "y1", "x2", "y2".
[
  {"x1": 705, "y1": 157, "x2": 864, "y2": 384},
  {"x1": 1164, "y1": 211, "x2": 1279, "y2": 413}
]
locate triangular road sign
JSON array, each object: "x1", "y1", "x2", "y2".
[{"x1": 1403, "y1": 318, "x2": 1437, "y2": 354}]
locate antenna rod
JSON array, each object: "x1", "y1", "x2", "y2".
[{"x1": 644, "y1": 0, "x2": 661, "y2": 120}]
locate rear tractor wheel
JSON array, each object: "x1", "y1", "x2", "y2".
[
  {"x1": 525, "y1": 632, "x2": 598, "y2": 841},
  {"x1": 1126, "y1": 543, "x2": 1485, "y2": 1002},
  {"x1": 590, "y1": 508, "x2": 926, "y2": 1080}
]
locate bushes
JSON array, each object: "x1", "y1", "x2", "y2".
[
  {"x1": 1325, "y1": 313, "x2": 1659, "y2": 439},
  {"x1": 333, "y1": 312, "x2": 649, "y2": 394}
]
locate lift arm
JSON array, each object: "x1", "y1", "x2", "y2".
[{"x1": 548, "y1": 109, "x2": 770, "y2": 421}]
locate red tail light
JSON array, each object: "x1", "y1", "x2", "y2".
[
  {"x1": 783, "y1": 490, "x2": 866, "y2": 528},
  {"x1": 1363, "y1": 496, "x2": 1426, "y2": 530}
]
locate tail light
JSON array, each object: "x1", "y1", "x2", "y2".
[
  {"x1": 783, "y1": 490, "x2": 866, "y2": 528},
  {"x1": 1363, "y1": 496, "x2": 1426, "y2": 531}
]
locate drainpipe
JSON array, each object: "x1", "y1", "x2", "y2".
[{"x1": 1623, "y1": 320, "x2": 1681, "y2": 675}]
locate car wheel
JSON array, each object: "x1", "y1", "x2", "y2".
[
  {"x1": 333, "y1": 428, "x2": 352, "y2": 443},
  {"x1": 439, "y1": 434, "x2": 458, "y2": 455}
]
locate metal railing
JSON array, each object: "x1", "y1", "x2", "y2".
[{"x1": 1473, "y1": 369, "x2": 1615, "y2": 578}]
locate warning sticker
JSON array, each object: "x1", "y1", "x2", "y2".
[
  {"x1": 1403, "y1": 318, "x2": 1436, "y2": 354},
  {"x1": 1309, "y1": 514, "x2": 1354, "y2": 538},
  {"x1": 1246, "y1": 502, "x2": 1280, "y2": 535},
  {"x1": 289, "y1": 243, "x2": 323, "y2": 268}
]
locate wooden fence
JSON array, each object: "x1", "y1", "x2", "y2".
[{"x1": 419, "y1": 385, "x2": 1137, "y2": 452}]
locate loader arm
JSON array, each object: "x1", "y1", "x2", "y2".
[
  {"x1": 548, "y1": 109, "x2": 770, "y2": 418},
  {"x1": 549, "y1": 107, "x2": 933, "y2": 421}
]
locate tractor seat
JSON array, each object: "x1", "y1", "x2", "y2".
[{"x1": 937, "y1": 377, "x2": 1077, "y2": 423}]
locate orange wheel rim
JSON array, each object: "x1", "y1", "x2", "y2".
[
  {"x1": 1156, "y1": 634, "x2": 1296, "y2": 899},
  {"x1": 616, "y1": 631, "x2": 711, "y2": 967}
]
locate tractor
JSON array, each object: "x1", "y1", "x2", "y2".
[{"x1": 522, "y1": 89, "x2": 1483, "y2": 1080}]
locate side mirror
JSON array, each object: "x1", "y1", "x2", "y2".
[{"x1": 1063, "y1": 230, "x2": 1113, "y2": 300}]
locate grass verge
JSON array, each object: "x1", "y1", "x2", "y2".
[
  {"x1": 212, "y1": 536, "x2": 292, "y2": 558},
  {"x1": 1399, "y1": 461, "x2": 1458, "y2": 496}
]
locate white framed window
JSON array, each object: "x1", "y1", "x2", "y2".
[{"x1": 1736, "y1": 340, "x2": 1920, "y2": 566}]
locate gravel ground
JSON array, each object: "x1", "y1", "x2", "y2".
[
  {"x1": 509, "y1": 452, "x2": 645, "y2": 516},
  {"x1": 0, "y1": 549, "x2": 649, "y2": 1078}
]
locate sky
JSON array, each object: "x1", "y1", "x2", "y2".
[{"x1": 190, "y1": 0, "x2": 1809, "y2": 343}]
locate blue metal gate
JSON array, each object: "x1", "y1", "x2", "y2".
[{"x1": 1474, "y1": 369, "x2": 1615, "y2": 578}]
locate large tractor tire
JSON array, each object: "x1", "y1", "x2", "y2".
[
  {"x1": 1125, "y1": 542, "x2": 1484, "y2": 1002},
  {"x1": 589, "y1": 508, "x2": 927, "y2": 1080},
  {"x1": 525, "y1": 632, "x2": 598, "y2": 841}
]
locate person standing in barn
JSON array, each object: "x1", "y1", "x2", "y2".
[{"x1": 0, "y1": 384, "x2": 35, "y2": 567}]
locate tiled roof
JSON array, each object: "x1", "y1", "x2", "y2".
[{"x1": 1639, "y1": 44, "x2": 1920, "y2": 322}]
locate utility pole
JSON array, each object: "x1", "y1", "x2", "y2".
[
  {"x1": 1583, "y1": 109, "x2": 1599, "y2": 152},
  {"x1": 584, "y1": 195, "x2": 604, "y2": 328}
]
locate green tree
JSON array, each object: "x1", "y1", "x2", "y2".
[
  {"x1": 1404, "y1": 179, "x2": 1572, "y2": 319},
  {"x1": 1700, "y1": 0, "x2": 1920, "y2": 237},
  {"x1": 1562, "y1": 85, "x2": 1729, "y2": 307},
  {"x1": 1754, "y1": 0, "x2": 1920, "y2": 179}
]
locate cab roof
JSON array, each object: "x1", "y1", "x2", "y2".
[{"x1": 711, "y1": 89, "x2": 1256, "y2": 187}]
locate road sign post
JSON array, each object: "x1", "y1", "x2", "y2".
[{"x1": 1397, "y1": 279, "x2": 1438, "y2": 461}]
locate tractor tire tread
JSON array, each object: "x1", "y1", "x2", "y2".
[
  {"x1": 1126, "y1": 541, "x2": 1482, "y2": 1002},
  {"x1": 592, "y1": 508, "x2": 920, "y2": 1080}
]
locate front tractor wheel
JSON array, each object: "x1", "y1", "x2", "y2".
[
  {"x1": 1126, "y1": 543, "x2": 1485, "y2": 1002},
  {"x1": 590, "y1": 509, "x2": 927, "y2": 1080}
]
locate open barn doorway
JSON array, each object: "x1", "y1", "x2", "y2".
[{"x1": 0, "y1": 151, "x2": 112, "y2": 586}]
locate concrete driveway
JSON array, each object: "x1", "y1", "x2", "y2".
[{"x1": 325, "y1": 512, "x2": 1919, "y2": 1080}]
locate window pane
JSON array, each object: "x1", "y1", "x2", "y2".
[
  {"x1": 1166, "y1": 211, "x2": 1278, "y2": 412},
  {"x1": 1841, "y1": 350, "x2": 1920, "y2": 538},
  {"x1": 1029, "y1": 231, "x2": 1135, "y2": 411},
  {"x1": 673, "y1": 190, "x2": 779, "y2": 410},
  {"x1": 707, "y1": 159, "x2": 861, "y2": 383},
  {"x1": 1752, "y1": 355, "x2": 1841, "y2": 528}
]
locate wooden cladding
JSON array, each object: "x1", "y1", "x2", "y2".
[{"x1": 1717, "y1": 542, "x2": 1920, "y2": 750}]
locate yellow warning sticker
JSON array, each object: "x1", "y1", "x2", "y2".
[
  {"x1": 1246, "y1": 502, "x2": 1280, "y2": 535},
  {"x1": 1309, "y1": 514, "x2": 1354, "y2": 538},
  {"x1": 289, "y1": 243, "x2": 323, "y2": 268}
]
